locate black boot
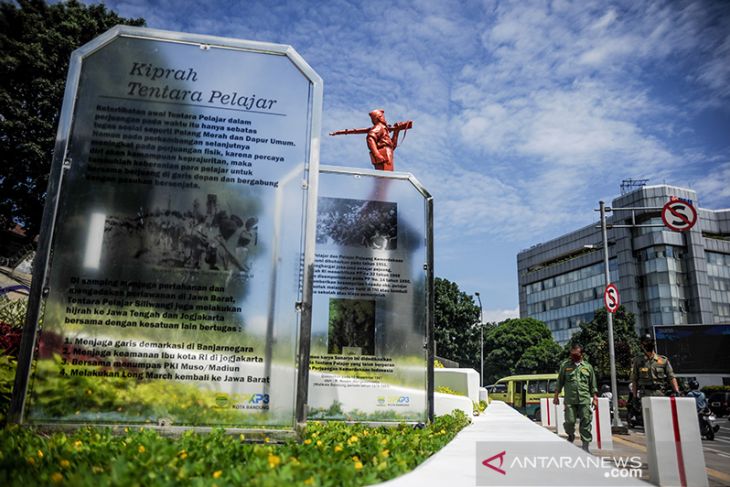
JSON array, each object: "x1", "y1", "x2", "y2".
[{"x1": 567, "y1": 433, "x2": 575, "y2": 443}]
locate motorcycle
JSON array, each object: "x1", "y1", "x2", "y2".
[{"x1": 699, "y1": 407, "x2": 720, "y2": 440}]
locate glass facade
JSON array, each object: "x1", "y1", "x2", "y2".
[
  {"x1": 519, "y1": 188, "x2": 730, "y2": 341},
  {"x1": 636, "y1": 245, "x2": 689, "y2": 327},
  {"x1": 525, "y1": 260, "x2": 618, "y2": 343},
  {"x1": 707, "y1": 251, "x2": 730, "y2": 322}
]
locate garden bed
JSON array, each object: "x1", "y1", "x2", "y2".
[{"x1": 0, "y1": 410, "x2": 469, "y2": 486}]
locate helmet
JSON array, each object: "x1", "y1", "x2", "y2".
[
  {"x1": 689, "y1": 379, "x2": 699, "y2": 390},
  {"x1": 601, "y1": 384, "x2": 611, "y2": 393},
  {"x1": 640, "y1": 334, "x2": 655, "y2": 352}
]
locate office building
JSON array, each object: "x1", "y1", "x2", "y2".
[{"x1": 517, "y1": 185, "x2": 730, "y2": 343}]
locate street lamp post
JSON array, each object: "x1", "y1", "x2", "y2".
[{"x1": 475, "y1": 292, "x2": 483, "y2": 388}]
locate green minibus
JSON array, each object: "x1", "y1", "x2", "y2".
[{"x1": 488, "y1": 373, "x2": 562, "y2": 420}]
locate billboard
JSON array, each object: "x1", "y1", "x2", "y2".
[
  {"x1": 11, "y1": 26, "x2": 322, "y2": 433},
  {"x1": 654, "y1": 324, "x2": 730, "y2": 374}
]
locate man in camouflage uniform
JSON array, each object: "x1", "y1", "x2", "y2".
[
  {"x1": 631, "y1": 334, "x2": 680, "y2": 399},
  {"x1": 554, "y1": 343, "x2": 597, "y2": 452}
]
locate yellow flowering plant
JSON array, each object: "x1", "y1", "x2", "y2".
[{"x1": 0, "y1": 411, "x2": 469, "y2": 485}]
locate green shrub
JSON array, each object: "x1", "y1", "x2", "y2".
[
  {"x1": 0, "y1": 410, "x2": 469, "y2": 486},
  {"x1": 0, "y1": 297, "x2": 27, "y2": 328},
  {"x1": 0, "y1": 355, "x2": 17, "y2": 424},
  {"x1": 435, "y1": 386, "x2": 463, "y2": 396}
]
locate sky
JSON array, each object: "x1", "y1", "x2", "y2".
[{"x1": 84, "y1": 0, "x2": 730, "y2": 321}]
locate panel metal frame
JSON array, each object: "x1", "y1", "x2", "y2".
[{"x1": 9, "y1": 26, "x2": 323, "y2": 436}]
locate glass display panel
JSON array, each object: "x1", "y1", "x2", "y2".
[
  {"x1": 25, "y1": 31, "x2": 318, "y2": 428},
  {"x1": 308, "y1": 171, "x2": 429, "y2": 422}
]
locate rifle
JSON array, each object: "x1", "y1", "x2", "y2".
[{"x1": 329, "y1": 120, "x2": 413, "y2": 136}]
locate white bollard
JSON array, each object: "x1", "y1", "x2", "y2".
[
  {"x1": 643, "y1": 396, "x2": 708, "y2": 487},
  {"x1": 555, "y1": 397, "x2": 566, "y2": 436},
  {"x1": 479, "y1": 387, "x2": 488, "y2": 403},
  {"x1": 539, "y1": 397, "x2": 557, "y2": 428},
  {"x1": 589, "y1": 397, "x2": 613, "y2": 450}
]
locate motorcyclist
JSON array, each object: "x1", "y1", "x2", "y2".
[
  {"x1": 686, "y1": 379, "x2": 707, "y2": 412},
  {"x1": 600, "y1": 384, "x2": 613, "y2": 402}
]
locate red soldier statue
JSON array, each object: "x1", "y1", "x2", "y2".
[{"x1": 329, "y1": 109, "x2": 413, "y2": 171}]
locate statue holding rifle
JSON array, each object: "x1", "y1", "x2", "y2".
[{"x1": 329, "y1": 109, "x2": 413, "y2": 171}]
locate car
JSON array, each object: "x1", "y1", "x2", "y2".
[{"x1": 708, "y1": 392, "x2": 730, "y2": 417}]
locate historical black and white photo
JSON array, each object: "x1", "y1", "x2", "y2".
[{"x1": 316, "y1": 197, "x2": 397, "y2": 250}]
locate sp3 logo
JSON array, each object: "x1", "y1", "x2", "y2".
[{"x1": 241, "y1": 393, "x2": 270, "y2": 404}]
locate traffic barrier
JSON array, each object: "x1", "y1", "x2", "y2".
[
  {"x1": 643, "y1": 396, "x2": 708, "y2": 487},
  {"x1": 555, "y1": 397, "x2": 566, "y2": 435},
  {"x1": 479, "y1": 387, "x2": 488, "y2": 403},
  {"x1": 539, "y1": 397, "x2": 557, "y2": 428},
  {"x1": 589, "y1": 397, "x2": 613, "y2": 450}
]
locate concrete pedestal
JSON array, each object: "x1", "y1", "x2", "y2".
[
  {"x1": 643, "y1": 396, "x2": 707, "y2": 487},
  {"x1": 590, "y1": 397, "x2": 613, "y2": 451}
]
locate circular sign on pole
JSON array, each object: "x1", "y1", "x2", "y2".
[
  {"x1": 661, "y1": 198, "x2": 697, "y2": 232},
  {"x1": 604, "y1": 284, "x2": 620, "y2": 314}
]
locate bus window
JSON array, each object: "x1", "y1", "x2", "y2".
[
  {"x1": 528, "y1": 380, "x2": 547, "y2": 394},
  {"x1": 547, "y1": 379, "x2": 557, "y2": 393}
]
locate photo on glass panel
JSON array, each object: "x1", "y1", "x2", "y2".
[
  {"x1": 327, "y1": 298, "x2": 376, "y2": 355},
  {"x1": 102, "y1": 193, "x2": 258, "y2": 273},
  {"x1": 316, "y1": 197, "x2": 397, "y2": 250}
]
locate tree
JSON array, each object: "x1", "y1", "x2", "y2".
[
  {"x1": 566, "y1": 306, "x2": 641, "y2": 381},
  {"x1": 483, "y1": 318, "x2": 561, "y2": 384},
  {"x1": 0, "y1": 0, "x2": 144, "y2": 236},
  {"x1": 433, "y1": 277, "x2": 481, "y2": 370}
]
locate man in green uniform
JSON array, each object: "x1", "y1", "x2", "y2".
[
  {"x1": 553, "y1": 343, "x2": 597, "y2": 452},
  {"x1": 631, "y1": 334, "x2": 679, "y2": 399}
]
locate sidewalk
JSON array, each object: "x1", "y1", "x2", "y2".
[{"x1": 377, "y1": 401, "x2": 646, "y2": 486}]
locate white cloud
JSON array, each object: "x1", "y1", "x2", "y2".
[
  {"x1": 483, "y1": 306, "x2": 520, "y2": 323},
  {"x1": 81, "y1": 0, "x2": 730, "y2": 311},
  {"x1": 692, "y1": 161, "x2": 730, "y2": 208}
]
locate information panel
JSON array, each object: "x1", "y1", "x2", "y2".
[
  {"x1": 308, "y1": 167, "x2": 432, "y2": 422},
  {"x1": 20, "y1": 27, "x2": 322, "y2": 429}
]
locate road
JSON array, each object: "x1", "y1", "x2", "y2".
[{"x1": 605, "y1": 418, "x2": 730, "y2": 486}]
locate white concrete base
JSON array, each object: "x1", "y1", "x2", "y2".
[
  {"x1": 479, "y1": 387, "x2": 488, "y2": 403},
  {"x1": 643, "y1": 396, "x2": 708, "y2": 487},
  {"x1": 434, "y1": 368, "x2": 480, "y2": 402},
  {"x1": 590, "y1": 397, "x2": 613, "y2": 450},
  {"x1": 434, "y1": 392, "x2": 474, "y2": 420}
]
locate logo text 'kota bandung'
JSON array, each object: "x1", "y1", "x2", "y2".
[{"x1": 482, "y1": 450, "x2": 507, "y2": 475}]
